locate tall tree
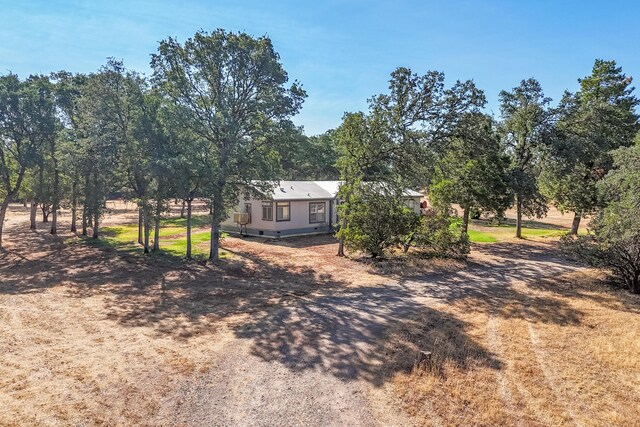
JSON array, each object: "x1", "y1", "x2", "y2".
[
  {"x1": 76, "y1": 60, "x2": 134, "y2": 238},
  {"x1": 430, "y1": 112, "x2": 511, "y2": 234},
  {"x1": 0, "y1": 74, "x2": 52, "y2": 247},
  {"x1": 499, "y1": 78, "x2": 552, "y2": 238},
  {"x1": 335, "y1": 111, "x2": 393, "y2": 256},
  {"x1": 541, "y1": 60, "x2": 639, "y2": 234},
  {"x1": 52, "y1": 71, "x2": 88, "y2": 233},
  {"x1": 151, "y1": 29, "x2": 306, "y2": 261},
  {"x1": 336, "y1": 67, "x2": 485, "y2": 256},
  {"x1": 282, "y1": 130, "x2": 340, "y2": 180},
  {"x1": 161, "y1": 101, "x2": 211, "y2": 259}
]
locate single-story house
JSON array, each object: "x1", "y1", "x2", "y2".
[{"x1": 221, "y1": 180, "x2": 423, "y2": 238}]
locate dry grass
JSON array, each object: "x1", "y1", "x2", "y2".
[
  {"x1": 0, "y1": 203, "x2": 370, "y2": 425},
  {"x1": 387, "y1": 269, "x2": 640, "y2": 427},
  {"x1": 1, "y1": 202, "x2": 639, "y2": 426}
]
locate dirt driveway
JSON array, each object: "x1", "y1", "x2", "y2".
[{"x1": 1, "y1": 204, "x2": 636, "y2": 426}]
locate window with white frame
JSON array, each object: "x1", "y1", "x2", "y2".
[
  {"x1": 309, "y1": 202, "x2": 326, "y2": 223},
  {"x1": 262, "y1": 201, "x2": 273, "y2": 221},
  {"x1": 276, "y1": 202, "x2": 290, "y2": 221}
]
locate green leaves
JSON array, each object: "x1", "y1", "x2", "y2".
[
  {"x1": 151, "y1": 29, "x2": 306, "y2": 260},
  {"x1": 430, "y1": 112, "x2": 511, "y2": 219},
  {"x1": 541, "y1": 59, "x2": 639, "y2": 218},
  {"x1": 337, "y1": 182, "x2": 420, "y2": 258},
  {"x1": 562, "y1": 143, "x2": 640, "y2": 293}
]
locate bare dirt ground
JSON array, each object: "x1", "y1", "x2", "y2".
[{"x1": 1, "y1": 203, "x2": 638, "y2": 426}]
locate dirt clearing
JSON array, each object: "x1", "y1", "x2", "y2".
[{"x1": 1, "y1": 203, "x2": 638, "y2": 426}]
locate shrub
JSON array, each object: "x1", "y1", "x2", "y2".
[
  {"x1": 338, "y1": 183, "x2": 421, "y2": 258},
  {"x1": 407, "y1": 207, "x2": 470, "y2": 259},
  {"x1": 561, "y1": 145, "x2": 640, "y2": 293}
]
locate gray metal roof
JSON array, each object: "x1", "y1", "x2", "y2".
[
  {"x1": 251, "y1": 180, "x2": 422, "y2": 200},
  {"x1": 269, "y1": 181, "x2": 336, "y2": 200}
]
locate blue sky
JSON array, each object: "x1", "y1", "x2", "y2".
[{"x1": 1, "y1": 0, "x2": 638, "y2": 135}]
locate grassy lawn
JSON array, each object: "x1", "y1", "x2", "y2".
[
  {"x1": 466, "y1": 219, "x2": 572, "y2": 243},
  {"x1": 99, "y1": 215, "x2": 228, "y2": 260}
]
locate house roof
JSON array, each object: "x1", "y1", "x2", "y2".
[
  {"x1": 269, "y1": 181, "x2": 336, "y2": 200},
  {"x1": 251, "y1": 180, "x2": 422, "y2": 201}
]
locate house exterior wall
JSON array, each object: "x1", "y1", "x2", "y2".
[
  {"x1": 221, "y1": 193, "x2": 421, "y2": 239},
  {"x1": 221, "y1": 197, "x2": 337, "y2": 238}
]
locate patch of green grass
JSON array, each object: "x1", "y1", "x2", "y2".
[
  {"x1": 466, "y1": 229, "x2": 499, "y2": 243},
  {"x1": 467, "y1": 222, "x2": 569, "y2": 242},
  {"x1": 97, "y1": 217, "x2": 228, "y2": 260},
  {"x1": 161, "y1": 215, "x2": 210, "y2": 229}
]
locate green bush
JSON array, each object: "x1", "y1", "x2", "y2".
[
  {"x1": 408, "y1": 207, "x2": 470, "y2": 259},
  {"x1": 338, "y1": 183, "x2": 420, "y2": 258},
  {"x1": 561, "y1": 145, "x2": 640, "y2": 294}
]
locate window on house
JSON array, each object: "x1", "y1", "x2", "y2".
[
  {"x1": 262, "y1": 201, "x2": 273, "y2": 221},
  {"x1": 406, "y1": 199, "x2": 416, "y2": 210},
  {"x1": 244, "y1": 203, "x2": 252, "y2": 223},
  {"x1": 309, "y1": 202, "x2": 326, "y2": 223},
  {"x1": 276, "y1": 202, "x2": 290, "y2": 221}
]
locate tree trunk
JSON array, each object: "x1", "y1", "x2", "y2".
[
  {"x1": 0, "y1": 200, "x2": 9, "y2": 248},
  {"x1": 337, "y1": 196, "x2": 349, "y2": 257},
  {"x1": 82, "y1": 205, "x2": 88, "y2": 236},
  {"x1": 461, "y1": 206, "x2": 470, "y2": 234},
  {"x1": 337, "y1": 229, "x2": 346, "y2": 257},
  {"x1": 143, "y1": 208, "x2": 150, "y2": 254},
  {"x1": 70, "y1": 181, "x2": 77, "y2": 233},
  {"x1": 92, "y1": 210, "x2": 99, "y2": 238},
  {"x1": 50, "y1": 163, "x2": 59, "y2": 235},
  {"x1": 50, "y1": 206, "x2": 58, "y2": 234},
  {"x1": 42, "y1": 205, "x2": 50, "y2": 223},
  {"x1": 153, "y1": 207, "x2": 160, "y2": 252},
  {"x1": 186, "y1": 199, "x2": 193, "y2": 259},
  {"x1": 30, "y1": 200, "x2": 37, "y2": 230},
  {"x1": 137, "y1": 206, "x2": 143, "y2": 245},
  {"x1": 632, "y1": 271, "x2": 639, "y2": 294},
  {"x1": 515, "y1": 196, "x2": 523, "y2": 239},
  {"x1": 570, "y1": 211, "x2": 581, "y2": 235},
  {"x1": 209, "y1": 191, "x2": 223, "y2": 261},
  {"x1": 402, "y1": 234, "x2": 414, "y2": 253},
  {"x1": 0, "y1": 167, "x2": 27, "y2": 248},
  {"x1": 180, "y1": 199, "x2": 186, "y2": 219},
  {"x1": 152, "y1": 188, "x2": 163, "y2": 252},
  {"x1": 91, "y1": 170, "x2": 98, "y2": 237}
]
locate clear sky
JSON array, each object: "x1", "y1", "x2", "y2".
[{"x1": 1, "y1": 0, "x2": 638, "y2": 135}]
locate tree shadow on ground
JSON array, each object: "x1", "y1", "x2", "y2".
[
  {"x1": 232, "y1": 286, "x2": 502, "y2": 386},
  {"x1": 0, "y1": 220, "x2": 504, "y2": 386},
  {"x1": 0, "y1": 219, "x2": 597, "y2": 387},
  {"x1": 390, "y1": 241, "x2": 606, "y2": 325},
  {"x1": 0, "y1": 224, "x2": 342, "y2": 340},
  {"x1": 235, "y1": 233, "x2": 338, "y2": 249}
]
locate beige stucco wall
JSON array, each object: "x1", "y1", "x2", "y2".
[
  {"x1": 222, "y1": 194, "x2": 420, "y2": 236},
  {"x1": 221, "y1": 197, "x2": 277, "y2": 231},
  {"x1": 222, "y1": 197, "x2": 337, "y2": 232}
]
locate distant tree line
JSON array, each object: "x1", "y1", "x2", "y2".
[{"x1": 0, "y1": 29, "x2": 638, "y2": 290}]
